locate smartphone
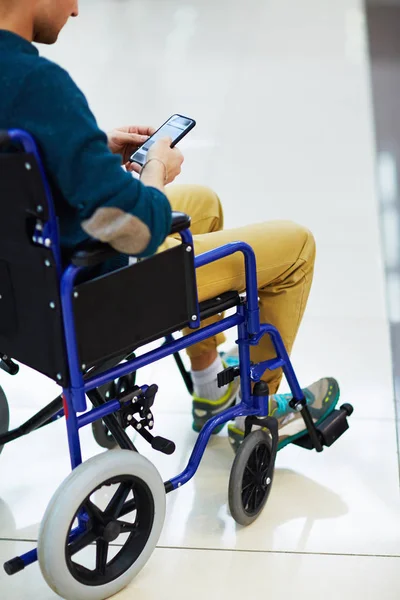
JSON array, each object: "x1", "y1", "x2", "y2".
[{"x1": 129, "y1": 114, "x2": 196, "y2": 166}]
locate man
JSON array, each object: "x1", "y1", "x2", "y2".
[{"x1": 0, "y1": 0, "x2": 339, "y2": 450}]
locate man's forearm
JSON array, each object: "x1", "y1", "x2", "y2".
[{"x1": 140, "y1": 160, "x2": 166, "y2": 193}]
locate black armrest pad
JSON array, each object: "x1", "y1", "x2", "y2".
[
  {"x1": 71, "y1": 240, "x2": 118, "y2": 268},
  {"x1": 170, "y1": 212, "x2": 191, "y2": 234},
  {"x1": 71, "y1": 211, "x2": 190, "y2": 268}
]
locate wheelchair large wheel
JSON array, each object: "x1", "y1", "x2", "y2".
[
  {"x1": 228, "y1": 429, "x2": 274, "y2": 526},
  {"x1": 0, "y1": 386, "x2": 10, "y2": 456},
  {"x1": 38, "y1": 450, "x2": 165, "y2": 600}
]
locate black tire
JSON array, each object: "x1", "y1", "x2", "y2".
[
  {"x1": 0, "y1": 386, "x2": 10, "y2": 456},
  {"x1": 228, "y1": 429, "x2": 274, "y2": 526}
]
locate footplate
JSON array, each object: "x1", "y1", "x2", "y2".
[{"x1": 292, "y1": 403, "x2": 354, "y2": 450}]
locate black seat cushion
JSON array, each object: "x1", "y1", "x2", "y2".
[{"x1": 199, "y1": 291, "x2": 242, "y2": 320}]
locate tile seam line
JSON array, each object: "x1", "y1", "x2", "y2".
[{"x1": 0, "y1": 538, "x2": 399, "y2": 559}]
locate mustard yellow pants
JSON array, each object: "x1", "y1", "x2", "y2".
[{"x1": 161, "y1": 185, "x2": 316, "y2": 395}]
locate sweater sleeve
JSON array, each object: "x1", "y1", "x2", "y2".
[{"x1": 11, "y1": 61, "x2": 171, "y2": 257}]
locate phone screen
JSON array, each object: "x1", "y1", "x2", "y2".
[{"x1": 130, "y1": 114, "x2": 195, "y2": 165}]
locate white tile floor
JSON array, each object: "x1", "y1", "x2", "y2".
[{"x1": 1, "y1": 0, "x2": 400, "y2": 598}]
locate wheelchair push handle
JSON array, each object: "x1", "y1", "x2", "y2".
[{"x1": 71, "y1": 211, "x2": 192, "y2": 268}]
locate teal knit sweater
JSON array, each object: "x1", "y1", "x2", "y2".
[{"x1": 0, "y1": 30, "x2": 172, "y2": 264}]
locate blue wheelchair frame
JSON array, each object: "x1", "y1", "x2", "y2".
[{"x1": 7, "y1": 129, "x2": 308, "y2": 571}]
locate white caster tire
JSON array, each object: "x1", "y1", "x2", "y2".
[{"x1": 38, "y1": 450, "x2": 165, "y2": 600}]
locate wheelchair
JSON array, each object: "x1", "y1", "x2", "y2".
[{"x1": 0, "y1": 130, "x2": 354, "y2": 600}]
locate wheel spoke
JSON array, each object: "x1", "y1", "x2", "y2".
[
  {"x1": 242, "y1": 485, "x2": 253, "y2": 508},
  {"x1": 254, "y1": 486, "x2": 262, "y2": 510},
  {"x1": 254, "y1": 445, "x2": 262, "y2": 472},
  {"x1": 119, "y1": 497, "x2": 136, "y2": 518},
  {"x1": 244, "y1": 464, "x2": 256, "y2": 479},
  {"x1": 85, "y1": 500, "x2": 106, "y2": 526},
  {"x1": 250, "y1": 451, "x2": 259, "y2": 474},
  {"x1": 68, "y1": 530, "x2": 97, "y2": 556},
  {"x1": 241, "y1": 481, "x2": 253, "y2": 493},
  {"x1": 260, "y1": 465, "x2": 270, "y2": 478},
  {"x1": 105, "y1": 481, "x2": 133, "y2": 519},
  {"x1": 259, "y1": 445, "x2": 269, "y2": 469},
  {"x1": 96, "y1": 539, "x2": 109, "y2": 575},
  {"x1": 251, "y1": 485, "x2": 259, "y2": 512},
  {"x1": 244, "y1": 485, "x2": 256, "y2": 512},
  {"x1": 247, "y1": 486, "x2": 257, "y2": 512},
  {"x1": 70, "y1": 562, "x2": 94, "y2": 579},
  {"x1": 118, "y1": 520, "x2": 139, "y2": 534}
]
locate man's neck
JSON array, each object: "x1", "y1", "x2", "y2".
[{"x1": 0, "y1": 12, "x2": 34, "y2": 42}]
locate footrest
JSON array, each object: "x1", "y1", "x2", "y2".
[
  {"x1": 151, "y1": 436, "x2": 176, "y2": 455},
  {"x1": 292, "y1": 403, "x2": 354, "y2": 450}
]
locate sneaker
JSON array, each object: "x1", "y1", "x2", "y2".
[
  {"x1": 192, "y1": 349, "x2": 240, "y2": 434},
  {"x1": 227, "y1": 377, "x2": 340, "y2": 453}
]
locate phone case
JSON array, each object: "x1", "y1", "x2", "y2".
[{"x1": 129, "y1": 114, "x2": 196, "y2": 164}]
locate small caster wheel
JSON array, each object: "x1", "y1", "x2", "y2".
[
  {"x1": 340, "y1": 403, "x2": 354, "y2": 417},
  {"x1": 116, "y1": 374, "x2": 133, "y2": 396},
  {"x1": 91, "y1": 419, "x2": 119, "y2": 450},
  {"x1": 0, "y1": 386, "x2": 10, "y2": 456},
  {"x1": 228, "y1": 429, "x2": 274, "y2": 526},
  {"x1": 38, "y1": 450, "x2": 166, "y2": 600},
  {"x1": 92, "y1": 368, "x2": 137, "y2": 450},
  {"x1": 93, "y1": 380, "x2": 118, "y2": 449}
]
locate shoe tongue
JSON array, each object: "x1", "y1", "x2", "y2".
[
  {"x1": 269, "y1": 388, "x2": 316, "y2": 418},
  {"x1": 304, "y1": 388, "x2": 315, "y2": 404},
  {"x1": 268, "y1": 394, "x2": 289, "y2": 418}
]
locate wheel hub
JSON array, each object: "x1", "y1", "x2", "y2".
[{"x1": 103, "y1": 521, "x2": 122, "y2": 543}]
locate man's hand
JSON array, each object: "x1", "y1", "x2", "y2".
[{"x1": 107, "y1": 125, "x2": 156, "y2": 166}]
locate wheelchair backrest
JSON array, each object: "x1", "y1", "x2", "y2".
[
  {"x1": 0, "y1": 130, "x2": 199, "y2": 385},
  {"x1": 0, "y1": 131, "x2": 68, "y2": 384}
]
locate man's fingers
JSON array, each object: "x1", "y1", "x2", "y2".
[
  {"x1": 114, "y1": 131, "x2": 148, "y2": 146},
  {"x1": 126, "y1": 161, "x2": 142, "y2": 174},
  {"x1": 126, "y1": 132, "x2": 148, "y2": 145},
  {"x1": 137, "y1": 125, "x2": 156, "y2": 136}
]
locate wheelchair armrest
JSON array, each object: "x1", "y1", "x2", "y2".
[
  {"x1": 70, "y1": 240, "x2": 118, "y2": 268},
  {"x1": 170, "y1": 211, "x2": 191, "y2": 234},
  {"x1": 70, "y1": 212, "x2": 191, "y2": 268}
]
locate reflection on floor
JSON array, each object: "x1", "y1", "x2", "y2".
[{"x1": 367, "y1": 2, "x2": 400, "y2": 466}]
